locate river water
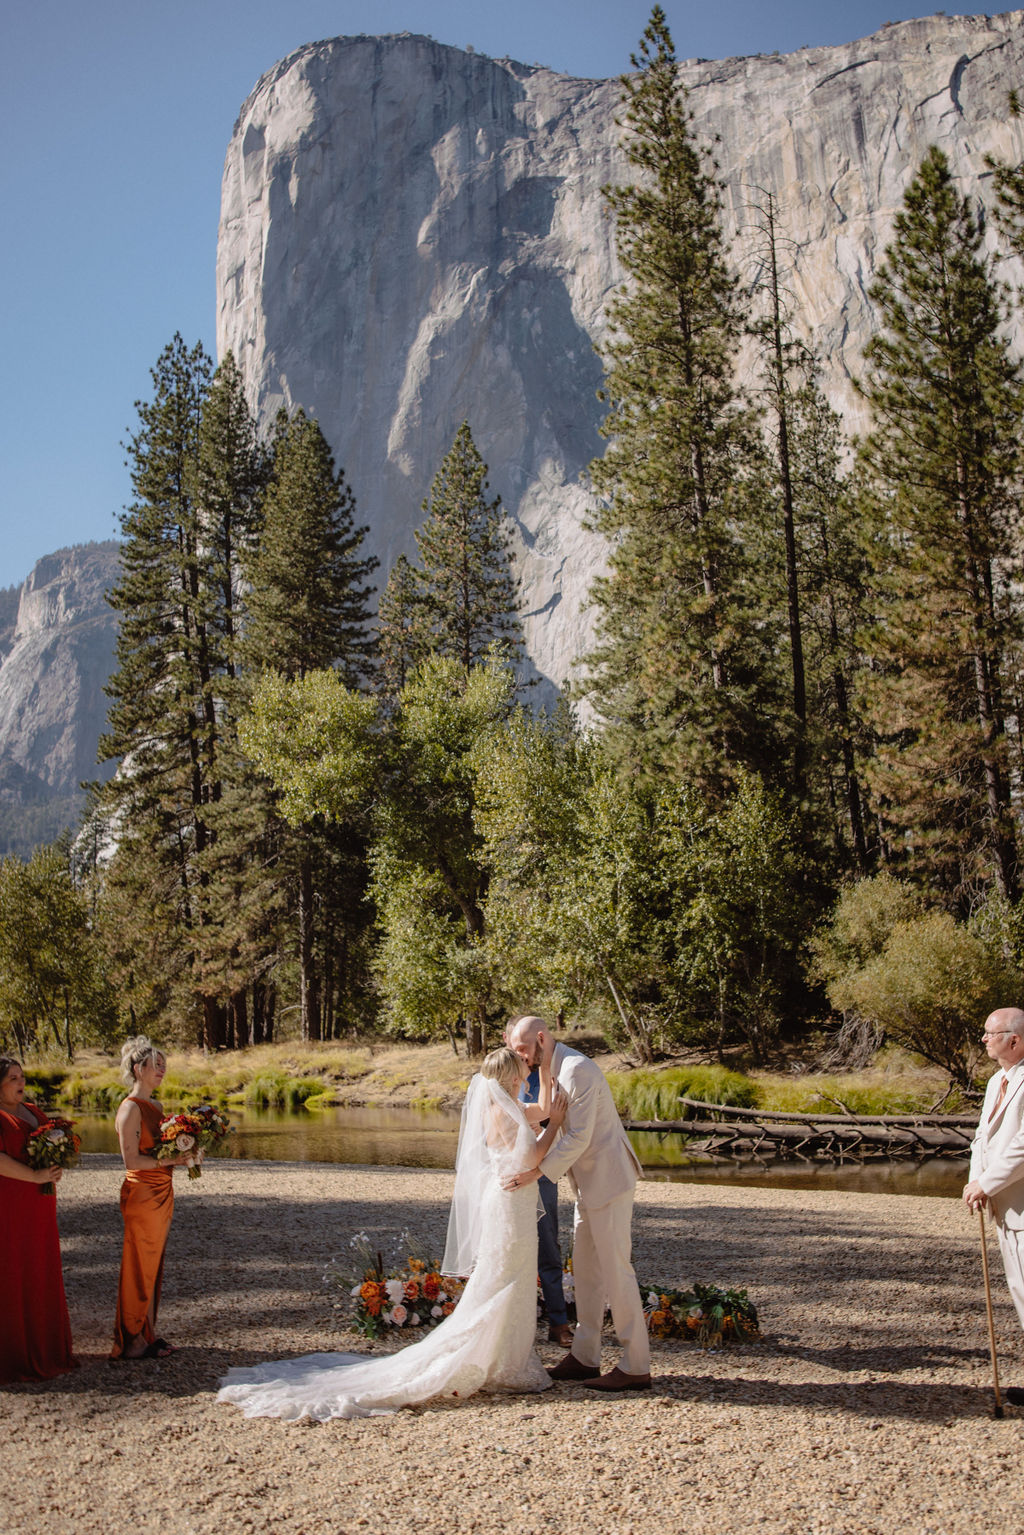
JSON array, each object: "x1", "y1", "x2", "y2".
[{"x1": 74, "y1": 1102, "x2": 970, "y2": 1199}]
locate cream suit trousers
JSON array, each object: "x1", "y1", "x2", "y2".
[
  {"x1": 996, "y1": 1222, "x2": 1024, "y2": 1330},
  {"x1": 570, "y1": 1189, "x2": 650, "y2": 1376}
]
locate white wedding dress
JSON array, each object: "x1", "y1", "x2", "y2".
[{"x1": 218, "y1": 1078, "x2": 551, "y2": 1421}]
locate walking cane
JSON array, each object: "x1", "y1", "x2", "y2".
[{"x1": 978, "y1": 1209, "x2": 1005, "y2": 1418}]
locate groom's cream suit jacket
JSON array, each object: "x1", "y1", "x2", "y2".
[
  {"x1": 970, "y1": 1061, "x2": 1024, "y2": 1227},
  {"x1": 539, "y1": 1042, "x2": 641, "y2": 1209}
]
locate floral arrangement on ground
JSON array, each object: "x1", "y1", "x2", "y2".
[
  {"x1": 327, "y1": 1238, "x2": 757, "y2": 1348},
  {"x1": 325, "y1": 1233, "x2": 466, "y2": 1338},
  {"x1": 643, "y1": 1281, "x2": 759, "y2": 1345},
  {"x1": 539, "y1": 1254, "x2": 757, "y2": 1347}
]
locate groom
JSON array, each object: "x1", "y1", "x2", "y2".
[{"x1": 506, "y1": 1014, "x2": 651, "y2": 1391}]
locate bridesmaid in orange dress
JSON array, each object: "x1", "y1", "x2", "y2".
[
  {"x1": 110, "y1": 1036, "x2": 188, "y2": 1360},
  {"x1": 0, "y1": 1056, "x2": 77, "y2": 1382}
]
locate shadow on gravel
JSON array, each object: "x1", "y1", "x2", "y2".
[{"x1": 644, "y1": 1371, "x2": 1007, "y2": 1423}]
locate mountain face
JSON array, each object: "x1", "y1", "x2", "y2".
[
  {"x1": 0, "y1": 543, "x2": 120, "y2": 858},
  {"x1": 216, "y1": 13, "x2": 1024, "y2": 695}
]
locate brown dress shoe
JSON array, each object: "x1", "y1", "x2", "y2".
[
  {"x1": 546, "y1": 1351, "x2": 599, "y2": 1381},
  {"x1": 583, "y1": 1366, "x2": 652, "y2": 1392},
  {"x1": 547, "y1": 1323, "x2": 574, "y2": 1348}
]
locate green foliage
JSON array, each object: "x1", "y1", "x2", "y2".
[
  {"x1": 658, "y1": 774, "x2": 814, "y2": 1061},
  {"x1": 242, "y1": 670, "x2": 381, "y2": 828},
  {"x1": 378, "y1": 422, "x2": 523, "y2": 691},
  {"x1": 242, "y1": 408, "x2": 377, "y2": 685},
  {"x1": 807, "y1": 873, "x2": 924, "y2": 992},
  {"x1": 857, "y1": 146, "x2": 1023, "y2": 903},
  {"x1": 607, "y1": 1065, "x2": 756, "y2": 1118},
  {"x1": 0, "y1": 844, "x2": 116, "y2": 1059},
  {"x1": 584, "y1": 7, "x2": 774, "y2": 788},
  {"x1": 818, "y1": 900, "x2": 1020, "y2": 1086},
  {"x1": 242, "y1": 1071, "x2": 325, "y2": 1109}
]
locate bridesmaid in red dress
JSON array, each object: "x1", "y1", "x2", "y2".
[
  {"x1": 110, "y1": 1037, "x2": 187, "y2": 1360},
  {"x1": 0, "y1": 1056, "x2": 77, "y2": 1382}
]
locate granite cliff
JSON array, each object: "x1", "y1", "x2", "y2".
[
  {"x1": 217, "y1": 12, "x2": 1024, "y2": 693},
  {"x1": 0, "y1": 543, "x2": 120, "y2": 857}
]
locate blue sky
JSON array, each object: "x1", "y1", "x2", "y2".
[{"x1": 1, "y1": 0, "x2": 947, "y2": 591}]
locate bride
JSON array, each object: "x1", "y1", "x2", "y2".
[{"x1": 218, "y1": 1045, "x2": 568, "y2": 1421}]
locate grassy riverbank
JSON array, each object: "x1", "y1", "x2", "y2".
[{"x1": 21, "y1": 1035, "x2": 976, "y2": 1118}]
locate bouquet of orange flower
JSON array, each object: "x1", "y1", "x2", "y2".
[
  {"x1": 25, "y1": 1116, "x2": 81, "y2": 1195},
  {"x1": 325, "y1": 1232, "x2": 467, "y2": 1339},
  {"x1": 153, "y1": 1103, "x2": 231, "y2": 1179},
  {"x1": 642, "y1": 1281, "x2": 759, "y2": 1347}
]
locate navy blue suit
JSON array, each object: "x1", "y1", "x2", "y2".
[{"x1": 521, "y1": 1068, "x2": 567, "y2": 1325}]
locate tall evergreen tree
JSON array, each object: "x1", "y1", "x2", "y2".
[
  {"x1": 385, "y1": 422, "x2": 523, "y2": 680},
  {"x1": 244, "y1": 408, "x2": 377, "y2": 684},
  {"x1": 789, "y1": 381, "x2": 873, "y2": 870},
  {"x1": 98, "y1": 334, "x2": 229, "y2": 1045},
  {"x1": 584, "y1": 6, "x2": 764, "y2": 789},
  {"x1": 187, "y1": 352, "x2": 279, "y2": 1043},
  {"x1": 242, "y1": 408, "x2": 378, "y2": 1041},
  {"x1": 377, "y1": 554, "x2": 429, "y2": 697},
  {"x1": 857, "y1": 146, "x2": 1023, "y2": 904}
]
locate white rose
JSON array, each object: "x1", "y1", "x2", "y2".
[
  {"x1": 175, "y1": 1133, "x2": 196, "y2": 1151},
  {"x1": 431, "y1": 1306, "x2": 443, "y2": 1318},
  {"x1": 385, "y1": 1279, "x2": 404, "y2": 1303}
]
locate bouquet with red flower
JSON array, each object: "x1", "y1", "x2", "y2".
[
  {"x1": 25, "y1": 1116, "x2": 81, "y2": 1195},
  {"x1": 153, "y1": 1103, "x2": 231, "y2": 1179}
]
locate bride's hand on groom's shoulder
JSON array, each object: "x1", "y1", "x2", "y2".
[{"x1": 549, "y1": 1085, "x2": 568, "y2": 1126}]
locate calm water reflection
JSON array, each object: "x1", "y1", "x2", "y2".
[{"x1": 74, "y1": 1103, "x2": 970, "y2": 1199}]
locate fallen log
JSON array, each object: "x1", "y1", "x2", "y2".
[
  {"x1": 622, "y1": 1097, "x2": 977, "y2": 1159},
  {"x1": 677, "y1": 1097, "x2": 978, "y2": 1130}
]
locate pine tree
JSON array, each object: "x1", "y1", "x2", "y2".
[
  {"x1": 857, "y1": 146, "x2": 1023, "y2": 904},
  {"x1": 585, "y1": 6, "x2": 763, "y2": 789},
  {"x1": 191, "y1": 350, "x2": 269, "y2": 683},
  {"x1": 377, "y1": 554, "x2": 429, "y2": 696},
  {"x1": 414, "y1": 421, "x2": 523, "y2": 671},
  {"x1": 187, "y1": 352, "x2": 280, "y2": 1041},
  {"x1": 242, "y1": 408, "x2": 378, "y2": 1041},
  {"x1": 789, "y1": 381, "x2": 873, "y2": 869},
  {"x1": 244, "y1": 409, "x2": 377, "y2": 684},
  {"x1": 98, "y1": 334, "x2": 228, "y2": 1045}
]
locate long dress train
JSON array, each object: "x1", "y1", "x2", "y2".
[
  {"x1": 110, "y1": 1096, "x2": 174, "y2": 1357},
  {"x1": 0, "y1": 1103, "x2": 77, "y2": 1382},
  {"x1": 218, "y1": 1084, "x2": 551, "y2": 1421}
]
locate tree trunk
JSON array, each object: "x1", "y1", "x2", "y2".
[{"x1": 298, "y1": 852, "x2": 320, "y2": 1042}]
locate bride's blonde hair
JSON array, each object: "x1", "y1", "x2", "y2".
[
  {"x1": 481, "y1": 1045, "x2": 523, "y2": 1098},
  {"x1": 120, "y1": 1035, "x2": 164, "y2": 1087}
]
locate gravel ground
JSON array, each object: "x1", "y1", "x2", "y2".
[{"x1": 5, "y1": 1155, "x2": 1022, "y2": 1535}]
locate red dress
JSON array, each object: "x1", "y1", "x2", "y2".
[{"x1": 0, "y1": 1102, "x2": 77, "y2": 1382}]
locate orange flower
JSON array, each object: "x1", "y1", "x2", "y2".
[
  {"x1": 360, "y1": 1280, "x2": 383, "y2": 1303},
  {"x1": 423, "y1": 1275, "x2": 441, "y2": 1300},
  {"x1": 364, "y1": 1297, "x2": 383, "y2": 1316},
  {"x1": 403, "y1": 1280, "x2": 420, "y2": 1301},
  {"x1": 442, "y1": 1302, "x2": 455, "y2": 1316}
]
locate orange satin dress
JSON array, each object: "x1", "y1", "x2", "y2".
[
  {"x1": 0, "y1": 1102, "x2": 77, "y2": 1381},
  {"x1": 110, "y1": 1096, "x2": 174, "y2": 1357}
]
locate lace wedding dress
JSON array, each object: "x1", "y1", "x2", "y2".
[{"x1": 218, "y1": 1078, "x2": 551, "y2": 1421}]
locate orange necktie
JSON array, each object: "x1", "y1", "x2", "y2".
[{"x1": 990, "y1": 1074, "x2": 1009, "y2": 1122}]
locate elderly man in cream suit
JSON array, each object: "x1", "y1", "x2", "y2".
[
  {"x1": 964, "y1": 1006, "x2": 1024, "y2": 1404},
  {"x1": 507, "y1": 1014, "x2": 651, "y2": 1391}
]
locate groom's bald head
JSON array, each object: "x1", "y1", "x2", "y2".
[{"x1": 507, "y1": 1014, "x2": 547, "y2": 1066}]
